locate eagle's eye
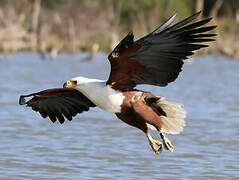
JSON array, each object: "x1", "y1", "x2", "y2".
[{"x1": 73, "y1": 80, "x2": 78, "y2": 84}]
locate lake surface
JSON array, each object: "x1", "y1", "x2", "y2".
[{"x1": 0, "y1": 53, "x2": 239, "y2": 179}]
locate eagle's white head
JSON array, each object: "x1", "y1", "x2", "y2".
[
  {"x1": 63, "y1": 76, "x2": 124, "y2": 113},
  {"x1": 63, "y1": 76, "x2": 104, "y2": 89}
]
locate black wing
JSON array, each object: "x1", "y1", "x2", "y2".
[
  {"x1": 19, "y1": 88, "x2": 96, "y2": 124},
  {"x1": 106, "y1": 11, "x2": 216, "y2": 90}
]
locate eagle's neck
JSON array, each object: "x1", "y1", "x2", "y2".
[{"x1": 75, "y1": 78, "x2": 125, "y2": 113}]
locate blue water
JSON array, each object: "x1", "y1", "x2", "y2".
[{"x1": 0, "y1": 53, "x2": 239, "y2": 179}]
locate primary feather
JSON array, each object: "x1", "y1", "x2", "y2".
[{"x1": 107, "y1": 12, "x2": 216, "y2": 90}]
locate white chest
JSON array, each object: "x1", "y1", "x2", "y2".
[{"x1": 76, "y1": 81, "x2": 125, "y2": 113}]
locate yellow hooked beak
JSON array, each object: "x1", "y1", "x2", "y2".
[{"x1": 63, "y1": 80, "x2": 77, "y2": 88}]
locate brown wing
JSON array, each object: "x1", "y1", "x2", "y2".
[
  {"x1": 19, "y1": 88, "x2": 96, "y2": 124},
  {"x1": 106, "y1": 11, "x2": 216, "y2": 91}
]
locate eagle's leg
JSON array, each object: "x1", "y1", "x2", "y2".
[
  {"x1": 160, "y1": 133, "x2": 174, "y2": 152},
  {"x1": 146, "y1": 130, "x2": 162, "y2": 154}
]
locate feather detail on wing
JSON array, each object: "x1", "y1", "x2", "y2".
[
  {"x1": 19, "y1": 88, "x2": 95, "y2": 124},
  {"x1": 106, "y1": 11, "x2": 216, "y2": 91}
]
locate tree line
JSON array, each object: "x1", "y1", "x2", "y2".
[{"x1": 0, "y1": 0, "x2": 238, "y2": 58}]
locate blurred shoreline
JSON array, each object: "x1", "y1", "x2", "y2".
[{"x1": 0, "y1": 0, "x2": 238, "y2": 59}]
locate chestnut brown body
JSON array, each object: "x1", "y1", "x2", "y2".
[{"x1": 116, "y1": 91, "x2": 163, "y2": 133}]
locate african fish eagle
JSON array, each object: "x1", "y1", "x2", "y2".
[{"x1": 19, "y1": 12, "x2": 216, "y2": 154}]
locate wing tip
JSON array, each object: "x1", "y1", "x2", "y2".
[
  {"x1": 211, "y1": 25, "x2": 217, "y2": 30},
  {"x1": 193, "y1": 11, "x2": 202, "y2": 19},
  {"x1": 19, "y1": 95, "x2": 26, "y2": 105},
  {"x1": 195, "y1": 11, "x2": 202, "y2": 15},
  {"x1": 190, "y1": 11, "x2": 201, "y2": 21}
]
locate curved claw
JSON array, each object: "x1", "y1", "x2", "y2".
[
  {"x1": 154, "y1": 140, "x2": 163, "y2": 154},
  {"x1": 146, "y1": 130, "x2": 163, "y2": 154},
  {"x1": 162, "y1": 135, "x2": 174, "y2": 152}
]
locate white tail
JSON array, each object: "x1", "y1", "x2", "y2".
[{"x1": 157, "y1": 97, "x2": 186, "y2": 134}]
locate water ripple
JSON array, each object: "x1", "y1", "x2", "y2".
[{"x1": 0, "y1": 54, "x2": 239, "y2": 179}]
